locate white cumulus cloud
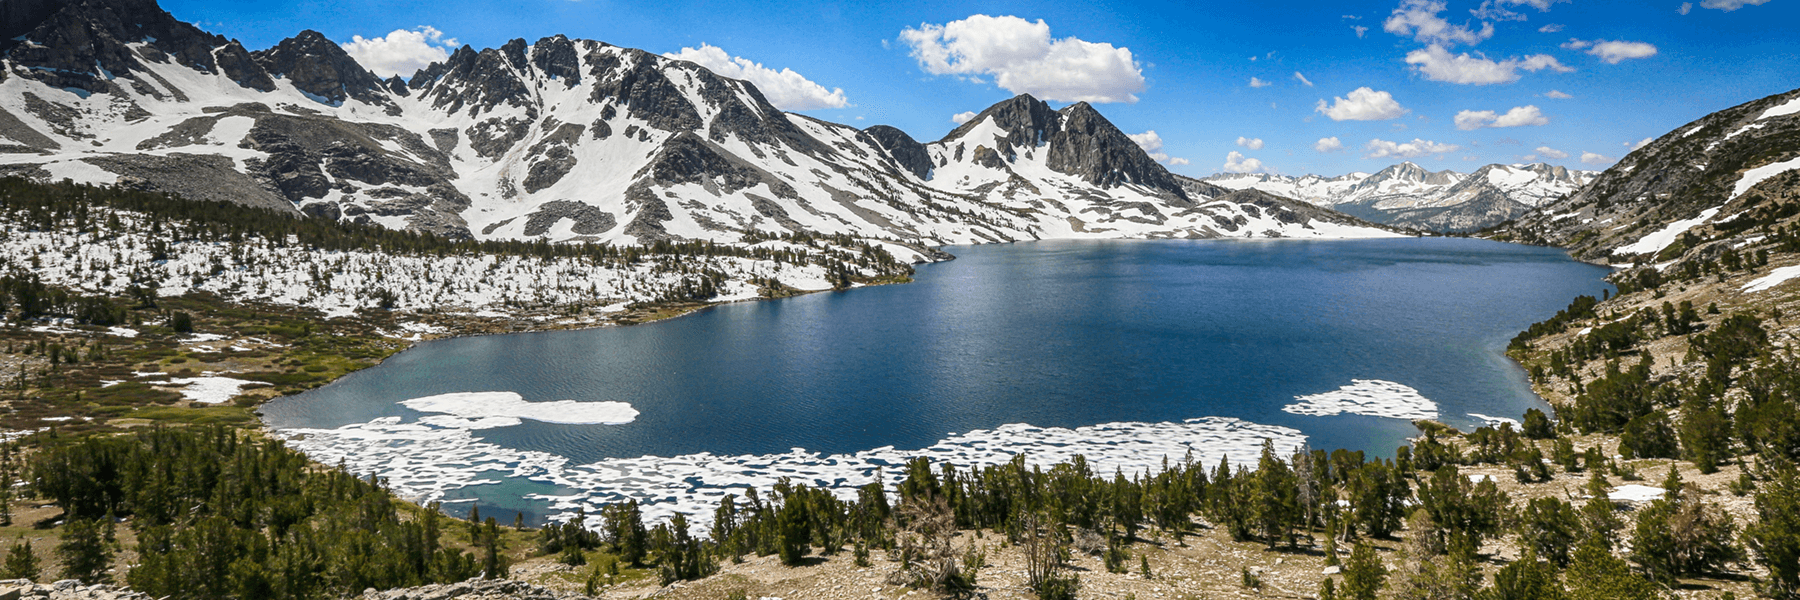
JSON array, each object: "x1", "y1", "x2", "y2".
[
  {"x1": 1128, "y1": 130, "x2": 1188, "y2": 166},
  {"x1": 1701, "y1": 0, "x2": 1772, "y2": 10},
  {"x1": 951, "y1": 111, "x2": 977, "y2": 125},
  {"x1": 1453, "y1": 105, "x2": 1549, "y2": 130},
  {"x1": 1364, "y1": 138, "x2": 1460, "y2": 159},
  {"x1": 1629, "y1": 137, "x2": 1654, "y2": 150},
  {"x1": 1384, "y1": 0, "x2": 1495, "y2": 46},
  {"x1": 1315, "y1": 137, "x2": 1346, "y2": 153},
  {"x1": 1249, "y1": 77, "x2": 1273, "y2": 88},
  {"x1": 1316, "y1": 87, "x2": 1409, "y2": 121},
  {"x1": 1404, "y1": 44, "x2": 1571, "y2": 84},
  {"x1": 1237, "y1": 136, "x2": 1265, "y2": 150},
  {"x1": 1538, "y1": 23, "x2": 1565, "y2": 32},
  {"x1": 1222, "y1": 151, "x2": 1266, "y2": 174},
  {"x1": 1293, "y1": 71, "x2": 1315, "y2": 86},
  {"x1": 1544, "y1": 89, "x2": 1573, "y2": 99},
  {"x1": 664, "y1": 44, "x2": 849, "y2": 110},
  {"x1": 1680, "y1": 2, "x2": 1695, "y2": 14},
  {"x1": 1535, "y1": 146, "x2": 1570, "y2": 159},
  {"x1": 1474, "y1": 0, "x2": 1569, "y2": 21},
  {"x1": 899, "y1": 15, "x2": 1146, "y2": 103},
  {"x1": 1581, "y1": 151, "x2": 1614, "y2": 165},
  {"x1": 1582, "y1": 40, "x2": 1659, "y2": 64},
  {"x1": 340, "y1": 26, "x2": 459, "y2": 78}
]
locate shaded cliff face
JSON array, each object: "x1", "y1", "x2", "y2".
[
  {"x1": 1499, "y1": 86, "x2": 1800, "y2": 262},
  {"x1": 0, "y1": 0, "x2": 1394, "y2": 246}
]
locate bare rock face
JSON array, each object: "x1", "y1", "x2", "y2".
[
  {"x1": 1049, "y1": 102, "x2": 1187, "y2": 200},
  {"x1": 1, "y1": 0, "x2": 252, "y2": 95},
  {"x1": 862, "y1": 125, "x2": 931, "y2": 179},
  {"x1": 89, "y1": 153, "x2": 298, "y2": 213},
  {"x1": 253, "y1": 30, "x2": 389, "y2": 106}
]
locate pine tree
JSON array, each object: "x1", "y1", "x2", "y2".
[
  {"x1": 1484, "y1": 550, "x2": 1566, "y2": 600},
  {"x1": 56, "y1": 519, "x2": 113, "y2": 584},
  {"x1": 1749, "y1": 466, "x2": 1800, "y2": 599},
  {"x1": 1342, "y1": 541, "x2": 1387, "y2": 600},
  {"x1": 2, "y1": 538, "x2": 39, "y2": 581},
  {"x1": 1566, "y1": 540, "x2": 1659, "y2": 600}
]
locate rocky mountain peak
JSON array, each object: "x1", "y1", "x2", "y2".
[
  {"x1": 253, "y1": 29, "x2": 389, "y2": 106},
  {"x1": 941, "y1": 93, "x2": 1061, "y2": 149},
  {"x1": 1, "y1": 0, "x2": 233, "y2": 93},
  {"x1": 1048, "y1": 100, "x2": 1186, "y2": 198},
  {"x1": 862, "y1": 125, "x2": 932, "y2": 179}
]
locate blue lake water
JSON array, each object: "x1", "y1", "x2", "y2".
[{"x1": 260, "y1": 237, "x2": 1612, "y2": 524}]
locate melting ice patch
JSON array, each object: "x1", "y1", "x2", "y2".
[
  {"x1": 278, "y1": 415, "x2": 1306, "y2": 534},
  {"x1": 1282, "y1": 379, "x2": 1438, "y2": 421},
  {"x1": 399, "y1": 392, "x2": 639, "y2": 426},
  {"x1": 1467, "y1": 413, "x2": 1522, "y2": 429},
  {"x1": 168, "y1": 376, "x2": 271, "y2": 404}
]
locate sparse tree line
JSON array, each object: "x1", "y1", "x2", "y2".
[{"x1": 0, "y1": 177, "x2": 913, "y2": 312}]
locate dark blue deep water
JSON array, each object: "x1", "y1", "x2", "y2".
[{"x1": 260, "y1": 238, "x2": 1611, "y2": 520}]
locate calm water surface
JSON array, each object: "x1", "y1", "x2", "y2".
[{"x1": 261, "y1": 238, "x2": 1611, "y2": 520}]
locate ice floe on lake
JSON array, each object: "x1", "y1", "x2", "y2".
[
  {"x1": 278, "y1": 415, "x2": 1307, "y2": 534},
  {"x1": 1281, "y1": 379, "x2": 1438, "y2": 421},
  {"x1": 399, "y1": 392, "x2": 639, "y2": 426},
  {"x1": 1467, "y1": 413, "x2": 1522, "y2": 429}
]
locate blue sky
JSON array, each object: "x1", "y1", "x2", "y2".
[{"x1": 161, "y1": 0, "x2": 1798, "y2": 178}]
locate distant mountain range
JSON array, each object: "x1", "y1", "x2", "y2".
[
  {"x1": 0, "y1": 0, "x2": 1397, "y2": 253},
  {"x1": 1204, "y1": 162, "x2": 1598, "y2": 232}
]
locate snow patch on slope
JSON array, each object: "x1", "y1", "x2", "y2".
[
  {"x1": 1612, "y1": 207, "x2": 1721, "y2": 256},
  {"x1": 1744, "y1": 265, "x2": 1800, "y2": 293},
  {"x1": 1732, "y1": 156, "x2": 1800, "y2": 200}
]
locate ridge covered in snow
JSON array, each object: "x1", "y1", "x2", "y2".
[{"x1": 0, "y1": 0, "x2": 1396, "y2": 255}]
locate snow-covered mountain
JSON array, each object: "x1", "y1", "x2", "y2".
[
  {"x1": 0, "y1": 0, "x2": 1396, "y2": 255},
  {"x1": 1205, "y1": 162, "x2": 1597, "y2": 232},
  {"x1": 1499, "y1": 84, "x2": 1800, "y2": 262}
]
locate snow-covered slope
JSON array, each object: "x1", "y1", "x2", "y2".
[
  {"x1": 1205, "y1": 162, "x2": 1596, "y2": 232},
  {"x1": 1499, "y1": 84, "x2": 1800, "y2": 262},
  {"x1": 0, "y1": 0, "x2": 1395, "y2": 251}
]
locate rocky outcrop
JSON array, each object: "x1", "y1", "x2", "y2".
[
  {"x1": 522, "y1": 200, "x2": 616, "y2": 236},
  {"x1": 1048, "y1": 102, "x2": 1187, "y2": 200},
  {"x1": 88, "y1": 153, "x2": 298, "y2": 214},
  {"x1": 0, "y1": 578, "x2": 157, "y2": 599},
  {"x1": 253, "y1": 30, "x2": 389, "y2": 105},
  {"x1": 862, "y1": 125, "x2": 931, "y2": 179}
]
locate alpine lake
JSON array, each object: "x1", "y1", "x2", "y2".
[{"x1": 260, "y1": 237, "x2": 1613, "y2": 527}]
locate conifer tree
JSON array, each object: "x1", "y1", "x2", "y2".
[
  {"x1": 1342, "y1": 541, "x2": 1387, "y2": 600},
  {"x1": 2, "y1": 538, "x2": 38, "y2": 581},
  {"x1": 1748, "y1": 466, "x2": 1800, "y2": 599}
]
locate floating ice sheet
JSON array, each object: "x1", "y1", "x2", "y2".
[
  {"x1": 278, "y1": 414, "x2": 1306, "y2": 534},
  {"x1": 399, "y1": 391, "x2": 639, "y2": 426},
  {"x1": 1282, "y1": 379, "x2": 1438, "y2": 421}
]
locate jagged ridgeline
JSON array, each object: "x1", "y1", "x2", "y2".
[{"x1": 0, "y1": 0, "x2": 1390, "y2": 249}]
